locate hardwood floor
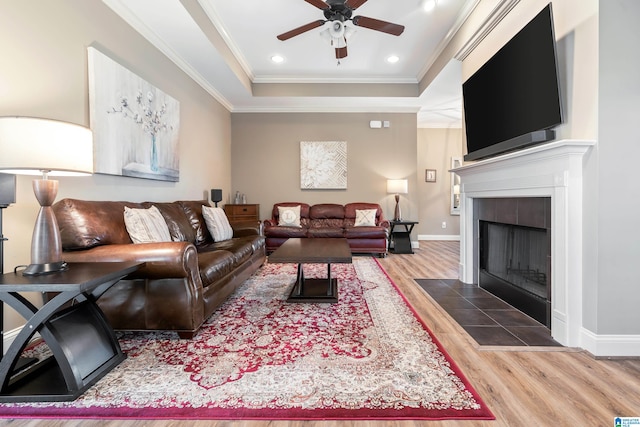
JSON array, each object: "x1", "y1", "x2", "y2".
[{"x1": 4, "y1": 241, "x2": 640, "y2": 426}]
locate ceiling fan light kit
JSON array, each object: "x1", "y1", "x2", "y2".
[{"x1": 278, "y1": 0, "x2": 405, "y2": 60}]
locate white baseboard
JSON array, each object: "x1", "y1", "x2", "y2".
[
  {"x1": 418, "y1": 234, "x2": 460, "y2": 241},
  {"x1": 580, "y1": 328, "x2": 640, "y2": 357}
]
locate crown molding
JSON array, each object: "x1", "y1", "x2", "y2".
[
  {"x1": 102, "y1": 0, "x2": 234, "y2": 111},
  {"x1": 454, "y1": 0, "x2": 520, "y2": 61}
]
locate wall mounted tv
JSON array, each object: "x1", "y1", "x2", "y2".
[{"x1": 462, "y1": 3, "x2": 563, "y2": 161}]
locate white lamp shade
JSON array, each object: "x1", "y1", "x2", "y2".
[
  {"x1": 387, "y1": 179, "x2": 408, "y2": 194},
  {"x1": 0, "y1": 117, "x2": 93, "y2": 176}
]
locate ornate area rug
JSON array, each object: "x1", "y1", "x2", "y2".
[{"x1": 0, "y1": 258, "x2": 493, "y2": 420}]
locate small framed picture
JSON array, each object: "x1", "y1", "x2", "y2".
[{"x1": 425, "y1": 169, "x2": 437, "y2": 182}]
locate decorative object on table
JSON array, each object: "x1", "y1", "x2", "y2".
[
  {"x1": 0, "y1": 258, "x2": 493, "y2": 420},
  {"x1": 300, "y1": 141, "x2": 347, "y2": 189},
  {"x1": 88, "y1": 47, "x2": 180, "y2": 182},
  {"x1": 450, "y1": 157, "x2": 462, "y2": 215},
  {"x1": 210, "y1": 189, "x2": 223, "y2": 207},
  {"x1": 387, "y1": 179, "x2": 408, "y2": 221},
  {"x1": 0, "y1": 117, "x2": 93, "y2": 276},
  {"x1": 425, "y1": 169, "x2": 437, "y2": 182}
]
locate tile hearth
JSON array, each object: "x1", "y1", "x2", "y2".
[{"x1": 415, "y1": 279, "x2": 561, "y2": 347}]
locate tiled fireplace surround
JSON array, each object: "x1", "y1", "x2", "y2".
[{"x1": 453, "y1": 140, "x2": 596, "y2": 348}]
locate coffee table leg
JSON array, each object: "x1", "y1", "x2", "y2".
[
  {"x1": 294, "y1": 263, "x2": 304, "y2": 296},
  {"x1": 326, "y1": 264, "x2": 333, "y2": 297}
]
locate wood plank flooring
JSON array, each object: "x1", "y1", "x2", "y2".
[{"x1": 4, "y1": 241, "x2": 640, "y2": 426}]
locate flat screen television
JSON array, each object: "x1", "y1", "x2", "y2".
[{"x1": 462, "y1": 3, "x2": 563, "y2": 161}]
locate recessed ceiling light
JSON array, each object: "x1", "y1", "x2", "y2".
[
  {"x1": 422, "y1": 0, "x2": 437, "y2": 12},
  {"x1": 271, "y1": 55, "x2": 285, "y2": 63},
  {"x1": 386, "y1": 55, "x2": 400, "y2": 64}
]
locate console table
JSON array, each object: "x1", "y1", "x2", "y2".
[
  {"x1": 389, "y1": 221, "x2": 418, "y2": 254},
  {"x1": 0, "y1": 261, "x2": 140, "y2": 402}
]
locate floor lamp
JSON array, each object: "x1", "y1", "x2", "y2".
[{"x1": 0, "y1": 117, "x2": 93, "y2": 276}]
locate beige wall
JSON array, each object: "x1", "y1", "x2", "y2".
[
  {"x1": 230, "y1": 112, "x2": 419, "y2": 224},
  {"x1": 417, "y1": 128, "x2": 463, "y2": 237},
  {"x1": 0, "y1": 0, "x2": 231, "y2": 330}
]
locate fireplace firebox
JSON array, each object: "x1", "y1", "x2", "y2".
[{"x1": 476, "y1": 198, "x2": 551, "y2": 327}]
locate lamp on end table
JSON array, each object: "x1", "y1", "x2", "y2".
[
  {"x1": 387, "y1": 179, "x2": 408, "y2": 221},
  {"x1": 0, "y1": 117, "x2": 93, "y2": 276}
]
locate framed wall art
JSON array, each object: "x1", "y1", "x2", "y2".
[
  {"x1": 300, "y1": 141, "x2": 347, "y2": 189},
  {"x1": 425, "y1": 169, "x2": 437, "y2": 183},
  {"x1": 88, "y1": 47, "x2": 181, "y2": 182}
]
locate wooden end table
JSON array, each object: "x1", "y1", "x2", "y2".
[
  {"x1": 268, "y1": 238, "x2": 352, "y2": 303},
  {"x1": 0, "y1": 261, "x2": 140, "y2": 402},
  {"x1": 389, "y1": 221, "x2": 418, "y2": 254}
]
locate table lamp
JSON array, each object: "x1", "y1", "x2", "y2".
[
  {"x1": 387, "y1": 179, "x2": 408, "y2": 221},
  {"x1": 0, "y1": 117, "x2": 93, "y2": 276}
]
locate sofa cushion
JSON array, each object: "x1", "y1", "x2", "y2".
[
  {"x1": 345, "y1": 226, "x2": 388, "y2": 239},
  {"x1": 264, "y1": 225, "x2": 307, "y2": 238},
  {"x1": 271, "y1": 202, "x2": 311, "y2": 228},
  {"x1": 123, "y1": 206, "x2": 172, "y2": 244},
  {"x1": 54, "y1": 199, "x2": 142, "y2": 249},
  {"x1": 202, "y1": 206, "x2": 234, "y2": 241},
  {"x1": 309, "y1": 203, "x2": 344, "y2": 220},
  {"x1": 177, "y1": 200, "x2": 212, "y2": 245},
  {"x1": 149, "y1": 202, "x2": 196, "y2": 243},
  {"x1": 212, "y1": 237, "x2": 255, "y2": 265},
  {"x1": 308, "y1": 228, "x2": 344, "y2": 238},
  {"x1": 354, "y1": 209, "x2": 377, "y2": 227},
  {"x1": 277, "y1": 205, "x2": 301, "y2": 227},
  {"x1": 344, "y1": 202, "x2": 383, "y2": 227},
  {"x1": 197, "y1": 250, "x2": 236, "y2": 287}
]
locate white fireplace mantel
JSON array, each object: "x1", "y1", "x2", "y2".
[{"x1": 452, "y1": 139, "x2": 596, "y2": 347}]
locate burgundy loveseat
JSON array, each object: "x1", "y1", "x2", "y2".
[{"x1": 263, "y1": 202, "x2": 389, "y2": 256}]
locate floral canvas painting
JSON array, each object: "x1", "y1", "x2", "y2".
[
  {"x1": 88, "y1": 47, "x2": 180, "y2": 182},
  {"x1": 300, "y1": 141, "x2": 347, "y2": 189}
]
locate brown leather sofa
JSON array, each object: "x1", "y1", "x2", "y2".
[
  {"x1": 52, "y1": 198, "x2": 266, "y2": 338},
  {"x1": 263, "y1": 202, "x2": 389, "y2": 256}
]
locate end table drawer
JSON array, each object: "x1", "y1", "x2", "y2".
[{"x1": 224, "y1": 204, "x2": 260, "y2": 223}]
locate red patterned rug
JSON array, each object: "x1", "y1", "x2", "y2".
[{"x1": 0, "y1": 257, "x2": 494, "y2": 420}]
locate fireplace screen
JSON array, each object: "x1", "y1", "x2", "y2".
[{"x1": 482, "y1": 222, "x2": 548, "y2": 299}]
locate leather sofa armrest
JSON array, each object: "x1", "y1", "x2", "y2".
[
  {"x1": 231, "y1": 220, "x2": 262, "y2": 237},
  {"x1": 378, "y1": 219, "x2": 391, "y2": 229},
  {"x1": 61, "y1": 242, "x2": 200, "y2": 279},
  {"x1": 263, "y1": 219, "x2": 277, "y2": 227}
]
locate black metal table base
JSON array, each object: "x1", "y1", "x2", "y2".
[
  {"x1": 0, "y1": 289, "x2": 126, "y2": 402},
  {"x1": 287, "y1": 263, "x2": 339, "y2": 303},
  {"x1": 0, "y1": 263, "x2": 139, "y2": 402}
]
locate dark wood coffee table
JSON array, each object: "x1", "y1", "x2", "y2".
[{"x1": 268, "y1": 238, "x2": 352, "y2": 303}]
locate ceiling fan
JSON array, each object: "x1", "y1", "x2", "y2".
[{"x1": 277, "y1": 0, "x2": 405, "y2": 60}]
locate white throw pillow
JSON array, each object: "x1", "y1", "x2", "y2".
[
  {"x1": 278, "y1": 205, "x2": 301, "y2": 227},
  {"x1": 354, "y1": 209, "x2": 377, "y2": 227},
  {"x1": 124, "y1": 206, "x2": 172, "y2": 244},
  {"x1": 202, "y1": 205, "x2": 234, "y2": 241}
]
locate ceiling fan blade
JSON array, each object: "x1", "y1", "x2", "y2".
[
  {"x1": 304, "y1": 0, "x2": 329, "y2": 10},
  {"x1": 345, "y1": 0, "x2": 368, "y2": 9},
  {"x1": 352, "y1": 16, "x2": 405, "y2": 36},
  {"x1": 335, "y1": 46, "x2": 348, "y2": 59},
  {"x1": 277, "y1": 20, "x2": 325, "y2": 41}
]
